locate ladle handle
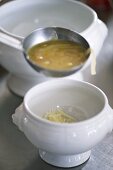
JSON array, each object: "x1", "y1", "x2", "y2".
[{"x1": 0, "y1": 27, "x2": 23, "y2": 51}]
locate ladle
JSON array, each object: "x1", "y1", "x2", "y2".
[{"x1": 0, "y1": 27, "x2": 91, "y2": 77}]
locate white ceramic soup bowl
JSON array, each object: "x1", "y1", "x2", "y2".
[
  {"x1": 12, "y1": 79, "x2": 113, "y2": 168},
  {"x1": 0, "y1": 0, "x2": 108, "y2": 96}
]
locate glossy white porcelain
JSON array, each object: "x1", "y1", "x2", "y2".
[
  {"x1": 12, "y1": 79, "x2": 113, "y2": 168},
  {"x1": 0, "y1": 0, "x2": 108, "y2": 96}
]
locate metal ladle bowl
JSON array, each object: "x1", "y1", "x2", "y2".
[{"x1": 0, "y1": 27, "x2": 91, "y2": 77}]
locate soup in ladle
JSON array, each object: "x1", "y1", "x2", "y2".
[{"x1": 28, "y1": 39, "x2": 89, "y2": 71}]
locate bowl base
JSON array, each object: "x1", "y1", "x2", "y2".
[
  {"x1": 7, "y1": 72, "x2": 83, "y2": 97},
  {"x1": 7, "y1": 74, "x2": 48, "y2": 97},
  {"x1": 39, "y1": 149, "x2": 91, "y2": 168}
]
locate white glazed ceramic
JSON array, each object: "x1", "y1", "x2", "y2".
[
  {"x1": 0, "y1": 0, "x2": 108, "y2": 96},
  {"x1": 12, "y1": 79, "x2": 113, "y2": 168}
]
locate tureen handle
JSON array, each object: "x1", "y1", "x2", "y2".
[
  {"x1": 107, "y1": 105, "x2": 113, "y2": 133},
  {"x1": 97, "y1": 19, "x2": 108, "y2": 41},
  {"x1": 81, "y1": 19, "x2": 108, "y2": 57},
  {"x1": 12, "y1": 104, "x2": 27, "y2": 132}
]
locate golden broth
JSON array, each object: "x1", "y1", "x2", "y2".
[{"x1": 28, "y1": 40, "x2": 88, "y2": 70}]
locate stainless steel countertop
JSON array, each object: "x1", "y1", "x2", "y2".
[{"x1": 0, "y1": 2, "x2": 113, "y2": 170}]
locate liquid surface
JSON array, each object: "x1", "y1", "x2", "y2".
[{"x1": 28, "y1": 40, "x2": 88, "y2": 70}]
